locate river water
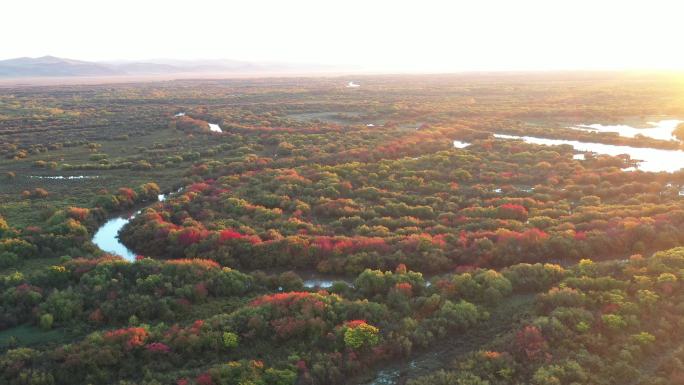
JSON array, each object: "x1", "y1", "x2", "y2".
[
  {"x1": 91, "y1": 217, "x2": 138, "y2": 260},
  {"x1": 91, "y1": 192, "x2": 172, "y2": 261}
]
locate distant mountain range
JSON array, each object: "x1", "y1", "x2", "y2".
[{"x1": 0, "y1": 56, "x2": 335, "y2": 78}]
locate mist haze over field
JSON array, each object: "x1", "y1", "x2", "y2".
[
  {"x1": 0, "y1": 55, "x2": 339, "y2": 78},
  {"x1": 3, "y1": 0, "x2": 684, "y2": 77}
]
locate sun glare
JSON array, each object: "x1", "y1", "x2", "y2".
[{"x1": 2, "y1": 0, "x2": 684, "y2": 72}]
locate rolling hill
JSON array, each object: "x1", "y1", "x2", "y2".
[{"x1": 0, "y1": 56, "x2": 334, "y2": 78}]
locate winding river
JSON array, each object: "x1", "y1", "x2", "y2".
[
  {"x1": 91, "y1": 192, "x2": 169, "y2": 261},
  {"x1": 91, "y1": 217, "x2": 138, "y2": 260},
  {"x1": 93, "y1": 112, "x2": 221, "y2": 258},
  {"x1": 91, "y1": 123, "x2": 683, "y2": 319},
  {"x1": 91, "y1": 129, "x2": 683, "y2": 274},
  {"x1": 90, "y1": 190, "x2": 349, "y2": 288}
]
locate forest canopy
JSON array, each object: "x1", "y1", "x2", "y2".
[{"x1": 1, "y1": 73, "x2": 684, "y2": 384}]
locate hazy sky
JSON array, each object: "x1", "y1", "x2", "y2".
[{"x1": 3, "y1": 0, "x2": 683, "y2": 72}]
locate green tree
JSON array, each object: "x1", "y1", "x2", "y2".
[
  {"x1": 39, "y1": 314, "x2": 54, "y2": 331},
  {"x1": 344, "y1": 322, "x2": 380, "y2": 349},
  {"x1": 222, "y1": 332, "x2": 239, "y2": 349}
]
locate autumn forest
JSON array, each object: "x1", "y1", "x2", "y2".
[{"x1": 2, "y1": 73, "x2": 684, "y2": 385}]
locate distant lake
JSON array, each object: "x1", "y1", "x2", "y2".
[
  {"x1": 570, "y1": 119, "x2": 682, "y2": 142},
  {"x1": 494, "y1": 134, "x2": 684, "y2": 172}
]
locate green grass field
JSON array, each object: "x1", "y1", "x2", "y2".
[{"x1": 0, "y1": 324, "x2": 71, "y2": 349}]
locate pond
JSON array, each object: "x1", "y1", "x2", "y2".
[
  {"x1": 570, "y1": 119, "x2": 682, "y2": 142},
  {"x1": 493, "y1": 134, "x2": 684, "y2": 172},
  {"x1": 255, "y1": 269, "x2": 354, "y2": 289},
  {"x1": 208, "y1": 123, "x2": 222, "y2": 133},
  {"x1": 301, "y1": 274, "x2": 353, "y2": 289},
  {"x1": 174, "y1": 111, "x2": 221, "y2": 132},
  {"x1": 303, "y1": 278, "x2": 337, "y2": 288},
  {"x1": 29, "y1": 175, "x2": 99, "y2": 180}
]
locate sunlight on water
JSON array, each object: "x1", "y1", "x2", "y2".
[
  {"x1": 494, "y1": 134, "x2": 684, "y2": 173},
  {"x1": 570, "y1": 119, "x2": 682, "y2": 141},
  {"x1": 208, "y1": 123, "x2": 222, "y2": 132},
  {"x1": 91, "y1": 217, "x2": 137, "y2": 261},
  {"x1": 92, "y1": 193, "x2": 169, "y2": 261}
]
